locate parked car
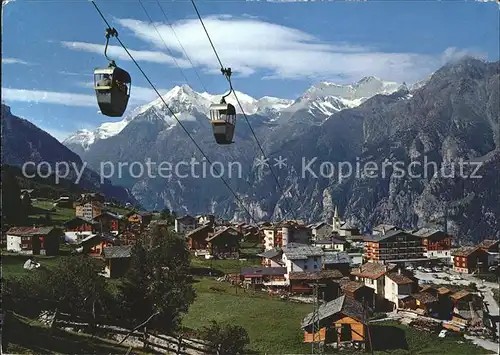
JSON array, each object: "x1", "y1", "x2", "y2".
[
  {"x1": 433, "y1": 274, "x2": 440, "y2": 278},
  {"x1": 423, "y1": 268, "x2": 433, "y2": 273},
  {"x1": 432, "y1": 267, "x2": 442, "y2": 272},
  {"x1": 488, "y1": 266, "x2": 497, "y2": 272},
  {"x1": 406, "y1": 266, "x2": 414, "y2": 271},
  {"x1": 417, "y1": 266, "x2": 424, "y2": 271}
]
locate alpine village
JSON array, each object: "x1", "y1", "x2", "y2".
[
  {"x1": 1, "y1": 188, "x2": 499, "y2": 354},
  {"x1": 2, "y1": 0, "x2": 500, "y2": 353}
]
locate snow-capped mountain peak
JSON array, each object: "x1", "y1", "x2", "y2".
[
  {"x1": 62, "y1": 129, "x2": 96, "y2": 150},
  {"x1": 63, "y1": 76, "x2": 405, "y2": 150},
  {"x1": 284, "y1": 77, "x2": 402, "y2": 118}
]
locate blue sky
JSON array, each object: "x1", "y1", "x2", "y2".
[{"x1": 2, "y1": 0, "x2": 499, "y2": 141}]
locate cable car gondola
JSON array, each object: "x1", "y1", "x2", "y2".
[
  {"x1": 93, "y1": 28, "x2": 131, "y2": 117},
  {"x1": 209, "y1": 68, "x2": 236, "y2": 144},
  {"x1": 209, "y1": 99, "x2": 236, "y2": 145}
]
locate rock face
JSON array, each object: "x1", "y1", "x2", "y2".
[
  {"x1": 1, "y1": 104, "x2": 137, "y2": 205},
  {"x1": 59, "y1": 58, "x2": 498, "y2": 242}
]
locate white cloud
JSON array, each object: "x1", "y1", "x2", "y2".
[
  {"x1": 60, "y1": 41, "x2": 192, "y2": 68},
  {"x1": 59, "y1": 15, "x2": 484, "y2": 83},
  {"x1": 2, "y1": 57, "x2": 31, "y2": 65},
  {"x1": 2, "y1": 83, "x2": 169, "y2": 109},
  {"x1": 2, "y1": 88, "x2": 96, "y2": 107}
]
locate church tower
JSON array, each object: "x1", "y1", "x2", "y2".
[{"x1": 332, "y1": 205, "x2": 341, "y2": 232}]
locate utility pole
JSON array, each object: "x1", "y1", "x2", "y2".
[{"x1": 310, "y1": 282, "x2": 325, "y2": 355}]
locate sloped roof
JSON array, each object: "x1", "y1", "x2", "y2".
[
  {"x1": 257, "y1": 249, "x2": 282, "y2": 259},
  {"x1": 451, "y1": 246, "x2": 479, "y2": 257},
  {"x1": 301, "y1": 295, "x2": 366, "y2": 328},
  {"x1": 450, "y1": 290, "x2": 472, "y2": 300},
  {"x1": 413, "y1": 292, "x2": 438, "y2": 304},
  {"x1": 323, "y1": 252, "x2": 351, "y2": 265},
  {"x1": 386, "y1": 272, "x2": 414, "y2": 285},
  {"x1": 315, "y1": 237, "x2": 345, "y2": 245},
  {"x1": 437, "y1": 287, "x2": 452, "y2": 295},
  {"x1": 283, "y1": 243, "x2": 324, "y2": 260},
  {"x1": 310, "y1": 221, "x2": 327, "y2": 229},
  {"x1": 289, "y1": 270, "x2": 343, "y2": 280},
  {"x1": 64, "y1": 216, "x2": 94, "y2": 226},
  {"x1": 94, "y1": 211, "x2": 123, "y2": 220},
  {"x1": 477, "y1": 239, "x2": 499, "y2": 250},
  {"x1": 205, "y1": 226, "x2": 241, "y2": 242},
  {"x1": 186, "y1": 224, "x2": 213, "y2": 238},
  {"x1": 7, "y1": 226, "x2": 56, "y2": 236},
  {"x1": 241, "y1": 267, "x2": 286, "y2": 276},
  {"x1": 340, "y1": 280, "x2": 367, "y2": 293},
  {"x1": 351, "y1": 262, "x2": 395, "y2": 280},
  {"x1": 103, "y1": 245, "x2": 132, "y2": 258}
]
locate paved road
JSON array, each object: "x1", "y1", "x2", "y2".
[{"x1": 464, "y1": 335, "x2": 499, "y2": 354}]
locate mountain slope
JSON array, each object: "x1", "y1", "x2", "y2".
[
  {"x1": 1, "y1": 104, "x2": 137, "y2": 205},
  {"x1": 266, "y1": 57, "x2": 499, "y2": 242},
  {"x1": 60, "y1": 58, "x2": 499, "y2": 242},
  {"x1": 63, "y1": 77, "x2": 401, "y2": 153}
]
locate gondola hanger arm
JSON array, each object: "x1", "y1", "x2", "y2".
[
  {"x1": 220, "y1": 67, "x2": 234, "y2": 104},
  {"x1": 104, "y1": 27, "x2": 119, "y2": 67}
]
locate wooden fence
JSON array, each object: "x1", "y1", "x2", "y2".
[{"x1": 54, "y1": 313, "x2": 216, "y2": 355}]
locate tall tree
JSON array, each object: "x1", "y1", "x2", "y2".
[
  {"x1": 1, "y1": 168, "x2": 26, "y2": 224},
  {"x1": 117, "y1": 225, "x2": 196, "y2": 333},
  {"x1": 3, "y1": 255, "x2": 111, "y2": 329}
]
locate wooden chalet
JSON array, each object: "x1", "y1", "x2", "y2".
[
  {"x1": 323, "y1": 252, "x2": 351, "y2": 275},
  {"x1": 126, "y1": 211, "x2": 153, "y2": 226},
  {"x1": 412, "y1": 289, "x2": 439, "y2": 316},
  {"x1": 77, "y1": 233, "x2": 119, "y2": 257},
  {"x1": 451, "y1": 246, "x2": 489, "y2": 273},
  {"x1": 340, "y1": 280, "x2": 375, "y2": 309},
  {"x1": 6, "y1": 226, "x2": 62, "y2": 256},
  {"x1": 206, "y1": 227, "x2": 241, "y2": 259},
  {"x1": 102, "y1": 245, "x2": 132, "y2": 278},
  {"x1": 477, "y1": 239, "x2": 499, "y2": 253},
  {"x1": 288, "y1": 270, "x2": 343, "y2": 294},
  {"x1": 301, "y1": 295, "x2": 370, "y2": 350},
  {"x1": 94, "y1": 211, "x2": 126, "y2": 235},
  {"x1": 257, "y1": 249, "x2": 284, "y2": 267},
  {"x1": 240, "y1": 267, "x2": 287, "y2": 287},
  {"x1": 186, "y1": 224, "x2": 213, "y2": 250},
  {"x1": 64, "y1": 216, "x2": 95, "y2": 232}
]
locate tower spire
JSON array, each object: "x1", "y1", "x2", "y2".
[{"x1": 332, "y1": 205, "x2": 340, "y2": 232}]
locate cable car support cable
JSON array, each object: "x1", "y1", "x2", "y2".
[
  {"x1": 137, "y1": 0, "x2": 193, "y2": 89},
  {"x1": 139, "y1": 0, "x2": 258, "y2": 195},
  {"x1": 155, "y1": 0, "x2": 209, "y2": 93},
  {"x1": 189, "y1": 0, "x2": 298, "y2": 222},
  {"x1": 90, "y1": 0, "x2": 258, "y2": 224}
]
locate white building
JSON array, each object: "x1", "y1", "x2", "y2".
[
  {"x1": 282, "y1": 243, "x2": 324, "y2": 279},
  {"x1": 384, "y1": 271, "x2": 415, "y2": 309},
  {"x1": 174, "y1": 215, "x2": 197, "y2": 233},
  {"x1": 351, "y1": 262, "x2": 396, "y2": 296},
  {"x1": 262, "y1": 223, "x2": 311, "y2": 251}
]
